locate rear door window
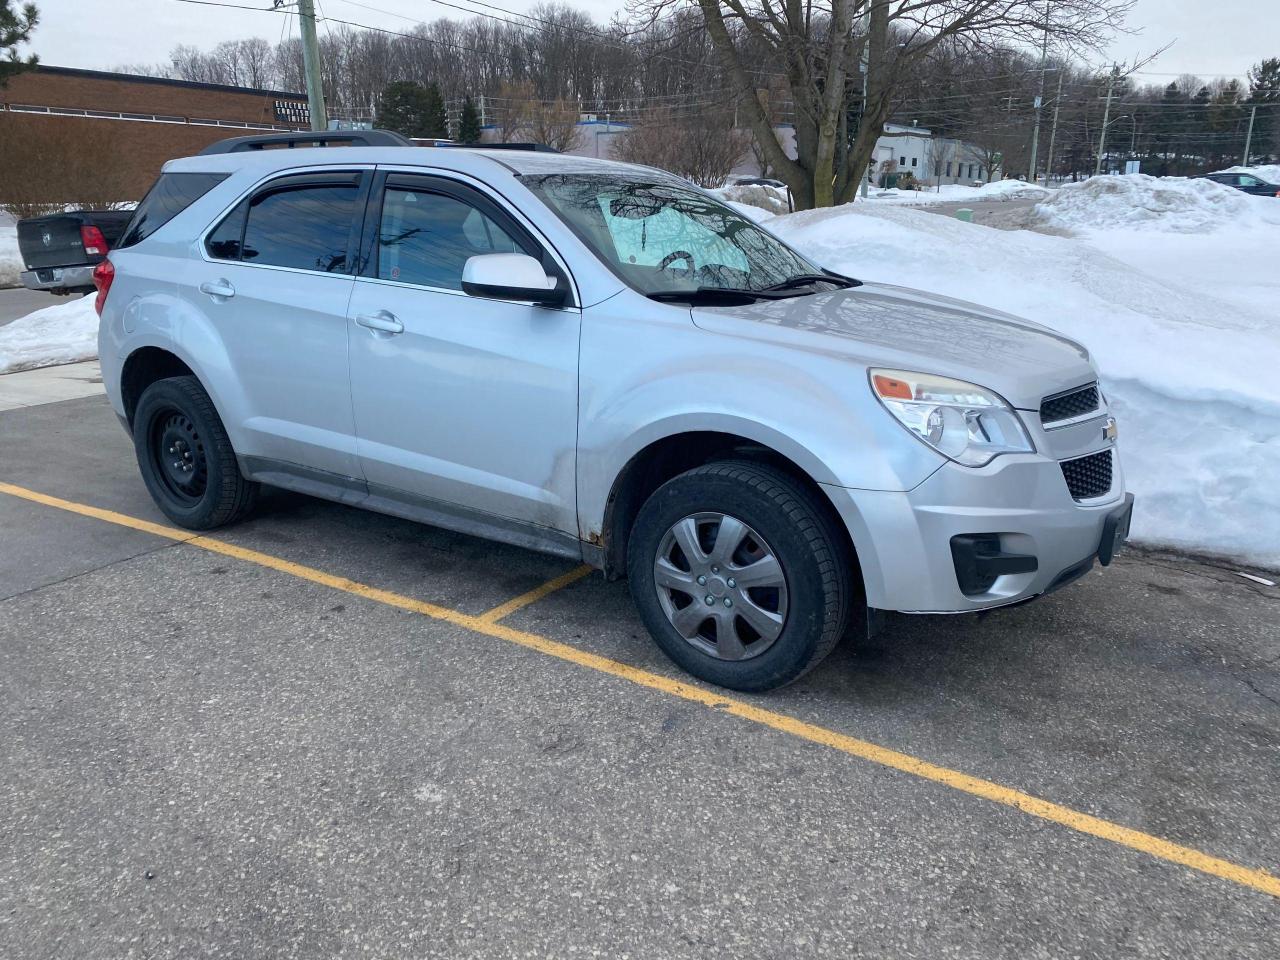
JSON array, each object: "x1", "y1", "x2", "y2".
[
  {"x1": 117, "y1": 172, "x2": 229, "y2": 248},
  {"x1": 205, "y1": 172, "x2": 365, "y2": 273},
  {"x1": 240, "y1": 179, "x2": 361, "y2": 273}
]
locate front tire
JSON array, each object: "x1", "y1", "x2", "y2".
[
  {"x1": 627, "y1": 461, "x2": 853, "y2": 692},
  {"x1": 132, "y1": 375, "x2": 258, "y2": 529}
]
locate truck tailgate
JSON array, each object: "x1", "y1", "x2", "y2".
[{"x1": 17, "y1": 216, "x2": 88, "y2": 270}]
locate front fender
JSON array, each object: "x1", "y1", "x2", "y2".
[{"x1": 575, "y1": 292, "x2": 944, "y2": 538}]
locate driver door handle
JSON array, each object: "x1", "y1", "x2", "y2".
[
  {"x1": 354, "y1": 311, "x2": 404, "y2": 335},
  {"x1": 199, "y1": 279, "x2": 235, "y2": 299}
]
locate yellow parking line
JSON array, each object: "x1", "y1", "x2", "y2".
[
  {"x1": 2, "y1": 478, "x2": 1278, "y2": 900},
  {"x1": 478, "y1": 564, "x2": 594, "y2": 623}
]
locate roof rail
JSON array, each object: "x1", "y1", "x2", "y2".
[
  {"x1": 444, "y1": 142, "x2": 561, "y2": 153},
  {"x1": 198, "y1": 129, "x2": 413, "y2": 155}
]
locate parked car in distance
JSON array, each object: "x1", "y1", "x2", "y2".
[
  {"x1": 1200, "y1": 171, "x2": 1280, "y2": 197},
  {"x1": 18, "y1": 210, "x2": 133, "y2": 294},
  {"x1": 730, "y1": 176, "x2": 789, "y2": 190},
  {"x1": 95, "y1": 131, "x2": 1133, "y2": 692}
]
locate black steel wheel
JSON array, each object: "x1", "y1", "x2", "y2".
[{"x1": 132, "y1": 375, "x2": 258, "y2": 529}]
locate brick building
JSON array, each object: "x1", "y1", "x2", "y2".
[{"x1": 0, "y1": 65, "x2": 310, "y2": 201}]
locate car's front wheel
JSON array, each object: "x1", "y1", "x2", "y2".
[
  {"x1": 132, "y1": 375, "x2": 258, "y2": 530},
  {"x1": 627, "y1": 461, "x2": 854, "y2": 691}
]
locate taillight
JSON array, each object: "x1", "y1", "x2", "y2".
[
  {"x1": 80, "y1": 224, "x2": 109, "y2": 257},
  {"x1": 92, "y1": 259, "x2": 115, "y2": 316}
]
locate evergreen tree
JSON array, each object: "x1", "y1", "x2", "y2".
[
  {"x1": 1209, "y1": 80, "x2": 1246, "y2": 168},
  {"x1": 0, "y1": 1, "x2": 39, "y2": 86},
  {"x1": 375, "y1": 80, "x2": 447, "y2": 139},
  {"x1": 458, "y1": 95, "x2": 482, "y2": 143},
  {"x1": 421, "y1": 82, "x2": 446, "y2": 139},
  {"x1": 1247, "y1": 58, "x2": 1280, "y2": 161}
]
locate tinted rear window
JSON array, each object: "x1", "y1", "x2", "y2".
[{"x1": 117, "y1": 172, "x2": 229, "y2": 248}]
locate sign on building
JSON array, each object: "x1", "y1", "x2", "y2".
[{"x1": 274, "y1": 99, "x2": 310, "y2": 125}]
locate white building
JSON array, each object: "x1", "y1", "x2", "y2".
[{"x1": 480, "y1": 116, "x2": 997, "y2": 186}]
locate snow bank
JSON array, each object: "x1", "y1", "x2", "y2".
[
  {"x1": 866, "y1": 180, "x2": 1050, "y2": 205},
  {"x1": 0, "y1": 295, "x2": 98, "y2": 374},
  {"x1": 0, "y1": 213, "x2": 21, "y2": 288},
  {"x1": 767, "y1": 202, "x2": 1280, "y2": 566},
  {"x1": 1220, "y1": 164, "x2": 1280, "y2": 183},
  {"x1": 1033, "y1": 173, "x2": 1280, "y2": 233},
  {"x1": 709, "y1": 183, "x2": 791, "y2": 217}
]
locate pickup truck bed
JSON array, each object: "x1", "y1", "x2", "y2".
[{"x1": 18, "y1": 210, "x2": 133, "y2": 295}]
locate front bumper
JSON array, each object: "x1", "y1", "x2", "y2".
[
  {"x1": 824, "y1": 446, "x2": 1129, "y2": 613},
  {"x1": 20, "y1": 265, "x2": 96, "y2": 293}
]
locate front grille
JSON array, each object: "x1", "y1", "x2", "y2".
[
  {"x1": 1041, "y1": 384, "x2": 1100, "y2": 426},
  {"x1": 1060, "y1": 450, "x2": 1113, "y2": 500}
]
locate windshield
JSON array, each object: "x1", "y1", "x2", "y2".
[{"x1": 520, "y1": 172, "x2": 823, "y2": 297}]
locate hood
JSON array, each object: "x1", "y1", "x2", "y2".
[{"x1": 691, "y1": 281, "x2": 1095, "y2": 410}]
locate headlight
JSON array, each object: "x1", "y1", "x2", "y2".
[{"x1": 870, "y1": 368, "x2": 1034, "y2": 467}]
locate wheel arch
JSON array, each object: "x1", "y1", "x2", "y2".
[
  {"x1": 595, "y1": 427, "x2": 863, "y2": 594},
  {"x1": 119, "y1": 346, "x2": 198, "y2": 426}
]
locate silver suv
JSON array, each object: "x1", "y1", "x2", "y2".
[{"x1": 96, "y1": 134, "x2": 1133, "y2": 692}]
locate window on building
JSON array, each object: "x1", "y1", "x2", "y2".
[
  {"x1": 946, "y1": 162, "x2": 952, "y2": 176},
  {"x1": 900, "y1": 156, "x2": 907, "y2": 166},
  {"x1": 911, "y1": 157, "x2": 917, "y2": 167}
]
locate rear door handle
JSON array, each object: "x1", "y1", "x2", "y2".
[
  {"x1": 199, "y1": 279, "x2": 235, "y2": 299},
  {"x1": 354, "y1": 311, "x2": 404, "y2": 335}
]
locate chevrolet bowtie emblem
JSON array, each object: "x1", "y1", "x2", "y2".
[{"x1": 1103, "y1": 417, "x2": 1118, "y2": 442}]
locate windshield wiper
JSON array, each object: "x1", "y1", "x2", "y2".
[
  {"x1": 648, "y1": 287, "x2": 779, "y2": 305},
  {"x1": 761, "y1": 272, "x2": 861, "y2": 293}
]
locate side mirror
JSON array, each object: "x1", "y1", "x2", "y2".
[{"x1": 461, "y1": 253, "x2": 567, "y2": 306}]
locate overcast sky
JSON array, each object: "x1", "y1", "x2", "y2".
[{"x1": 19, "y1": 0, "x2": 1279, "y2": 85}]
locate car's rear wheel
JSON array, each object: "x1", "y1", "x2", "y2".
[
  {"x1": 132, "y1": 375, "x2": 258, "y2": 529},
  {"x1": 627, "y1": 461, "x2": 854, "y2": 691}
]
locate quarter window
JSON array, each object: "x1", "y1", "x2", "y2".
[
  {"x1": 376, "y1": 187, "x2": 524, "y2": 290},
  {"x1": 118, "y1": 172, "x2": 229, "y2": 249}
]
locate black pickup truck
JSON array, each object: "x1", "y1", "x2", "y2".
[{"x1": 17, "y1": 210, "x2": 134, "y2": 295}]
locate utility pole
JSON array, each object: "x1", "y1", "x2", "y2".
[
  {"x1": 1241, "y1": 103, "x2": 1257, "y2": 167},
  {"x1": 1028, "y1": 1, "x2": 1051, "y2": 183},
  {"x1": 858, "y1": 7, "x2": 871, "y2": 199},
  {"x1": 296, "y1": 0, "x2": 328, "y2": 132},
  {"x1": 1095, "y1": 65, "x2": 1117, "y2": 176},
  {"x1": 1045, "y1": 70, "x2": 1064, "y2": 186}
]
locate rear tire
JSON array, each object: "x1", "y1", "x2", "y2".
[
  {"x1": 627, "y1": 460, "x2": 853, "y2": 692},
  {"x1": 132, "y1": 375, "x2": 258, "y2": 530}
]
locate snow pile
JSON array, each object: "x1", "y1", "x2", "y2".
[
  {"x1": 866, "y1": 180, "x2": 1050, "y2": 205},
  {"x1": 0, "y1": 295, "x2": 98, "y2": 374},
  {"x1": 1033, "y1": 173, "x2": 1280, "y2": 233},
  {"x1": 975, "y1": 179, "x2": 1052, "y2": 201},
  {"x1": 709, "y1": 183, "x2": 791, "y2": 217},
  {"x1": 0, "y1": 213, "x2": 21, "y2": 288},
  {"x1": 767, "y1": 202, "x2": 1280, "y2": 566},
  {"x1": 1219, "y1": 164, "x2": 1280, "y2": 183}
]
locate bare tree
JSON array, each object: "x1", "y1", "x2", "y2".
[
  {"x1": 632, "y1": 0, "x2": 1132, "y2": 208},
  {"x1": 613, "y1": 107, "x2": 748, "y2": 185},
  {"x1": 525, "y1": 97, "x2": 582, "y2": 152}
]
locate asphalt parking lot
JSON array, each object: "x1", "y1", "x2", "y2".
[{"x1": 2, "y1": 388, "x2": 1279, "y2": 958}]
